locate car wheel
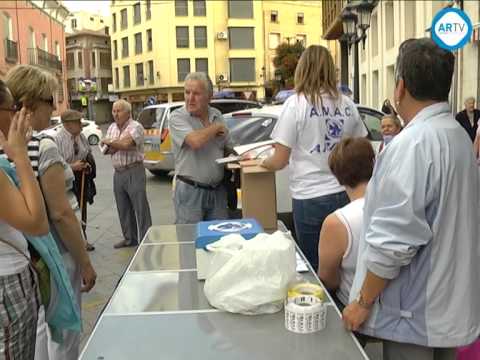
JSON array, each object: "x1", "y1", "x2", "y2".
[{"x1": 88, "y1": 135, "x2": 99, "y2": 145}]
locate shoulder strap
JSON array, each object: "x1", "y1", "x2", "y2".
[{"x1": 0, "y1": 236, "x2": 33, "y2": 266}]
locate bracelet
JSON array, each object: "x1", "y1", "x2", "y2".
[{"x1": 355, "y1": 292, "x2": 374, "y2": 310}]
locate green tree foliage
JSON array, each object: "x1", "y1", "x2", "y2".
[{"x1": 273, "y1": 41, "x2": 305, "y2": 89}]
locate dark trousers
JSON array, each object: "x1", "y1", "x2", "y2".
[
  {"x1": 113, "y1": 164, "x2": 152, "y2": 245},
  {"x1": 292, "y1": 191, "x2": 349, "y2": 271}
]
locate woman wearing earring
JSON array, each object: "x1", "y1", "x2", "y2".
[
  {"x1": 0, "y1": 79, "x2": 49, "y2": 359},
  {"x1": 260, "y1": 45, "x2": 368, "y2": 270}
]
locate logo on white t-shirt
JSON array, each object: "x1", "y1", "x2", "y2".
[{"x1": 309, "y1": 105, "x2": 347, "y2": 154}]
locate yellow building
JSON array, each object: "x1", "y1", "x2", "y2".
[{"x1": 109, "y1": 0, "x2": 325, "y2": 112}]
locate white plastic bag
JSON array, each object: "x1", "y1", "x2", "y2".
[{"x1": 203, "y1": 231, "x2": 296, "y2": 315}]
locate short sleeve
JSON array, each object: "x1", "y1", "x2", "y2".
[
  {"x1": 106, "y1": 123, "x2": 115, "y2": 138},
  {"x1": 213, "y1": 111, "x2": 234, "y2": 150},
  {"x1": 38, "y1": 138, "x2": 65, "y2": 177},
  {"x1": 128, "y1": 122, "x2": 144, "y2": 147},
  {"x1": 170, "y1": 109, "x2": 194, "y2": 151},
  {"x1": 271, "y1": 96, "x2": 298, "y2": 149}
]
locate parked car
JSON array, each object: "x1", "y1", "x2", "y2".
[
  {"x1": 44, "y1": 118, "x2": 103, "y2": 145},
  {"x1": 223, "y1": 104, "x2": 385, "y2": 230},
  {"x1": 138, "y1": 99, "x2": 263, "y2": 176}
]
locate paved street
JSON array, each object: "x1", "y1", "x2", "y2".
[{"x1": 79, "y1": 144, "x2": 174, "y2": 349}]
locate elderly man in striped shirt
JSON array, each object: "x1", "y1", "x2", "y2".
[{"x1": 101, "y1": 99, "x2": 152, "y2": 248}]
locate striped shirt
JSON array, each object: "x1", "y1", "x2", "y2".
[
  {"x1": 54, "y1": 126, "x2": 90, "y2": 164},
  {"x1": 105, "y1": 119, "x2": 144, "y2": 169},
  {"x1": 0, "y1": 136, "x2": 40, "y2": 176}
]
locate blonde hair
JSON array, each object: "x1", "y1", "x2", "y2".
[
  {"x1": 5, "y1": 65, "x2": 57, "y2": 108},
  {"x1": 294, "y1": 45, "x2": 339, "y2": 108},
  {"x1": 113, "y1": 99, "x2": 132, "y2": 114}
]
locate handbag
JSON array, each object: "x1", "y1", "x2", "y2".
[{"x1": 0, "y1": 237, "x2": 51, "y2": 306}]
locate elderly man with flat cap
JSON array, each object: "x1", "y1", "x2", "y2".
[{"x1": 54, "y1": 109, "x2": 96, "y2": 251}]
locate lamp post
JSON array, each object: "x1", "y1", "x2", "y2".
[
  {"x1": 341, "y1": 0, "x2": 375, "y2": 104},
  {"x1": 274, "y1": 69, "x2": 283, "y2": 90}
]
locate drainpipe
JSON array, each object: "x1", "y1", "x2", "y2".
[{"x1": 15, "y1": 0, "x2": 21, "y2": 63}]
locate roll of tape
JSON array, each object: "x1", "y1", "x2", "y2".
[
  {"x1": 287, "y1": 283, "x2": 325, "y2": 301},
  {"x1": 284, "y1": 294, "x2": 326, "y2": 334}
]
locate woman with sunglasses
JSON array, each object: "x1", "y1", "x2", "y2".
[
  {"x1": 5, "y1": 65, "x2": 97, "y2": 360},
  {"x1": 0, "y1": 79, "x2": 49, "y2": 359}
]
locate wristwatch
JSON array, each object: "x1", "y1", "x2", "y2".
[{"x1": 355, "y1": 292, "x2": 374, "y2": 309}]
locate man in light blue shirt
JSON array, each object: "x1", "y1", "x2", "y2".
[{"x1": 343, "y1": 38, "x2": 480, "y2": 360}]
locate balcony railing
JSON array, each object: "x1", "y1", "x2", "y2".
[
  {"x1": 5, "y1": 38, "x2": 18, "y2": 63},
  {"x1": 27, "y1": 48, "x2": 62, "y2": 72}
]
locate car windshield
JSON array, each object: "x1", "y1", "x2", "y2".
[
  {"x1": 138, "y1": 108, "x2": 165, "y2": 129},
  {"x1": 226, "y1": 115, "x2": 276, "y2": 146}
]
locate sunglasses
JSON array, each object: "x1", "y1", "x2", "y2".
[
  {"x1": 40, "y1": 96, "x2": 55, "y2": 106},
  {"x1": 0, "y1": 105, "x2": 17, "y2": 113}
]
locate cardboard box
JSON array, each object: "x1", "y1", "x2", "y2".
[
  {"x1": 195, "y1": 219, "x2": 263, "y2": 280},
  {"x1": 235, "y1": 160, "x2": 278, "y2": 231}
]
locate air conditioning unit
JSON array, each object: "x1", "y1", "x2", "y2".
[
  {"x1": 217, "y1": 31, "x2": 228, "y2": 40},
  {"x1": 216, "y1": 74, "x2": 228, "y2": 82}
]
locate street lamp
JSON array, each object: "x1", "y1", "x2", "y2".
[
  {"x1": 341, "y1": 0, "x2": 376, "y2": 103},
  {"x1": 274, "y1": 69, "x2": 283, "y2": 89}
]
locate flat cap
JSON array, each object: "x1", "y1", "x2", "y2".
[{"x1": 61, "y1": 109, "x2": 83, "y2": 123}]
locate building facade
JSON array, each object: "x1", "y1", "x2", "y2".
[
  {"x1": 357, "y1": 0, "x2": 479, "y2": 113},
  {"x1": 65, "y1": 10, "x2": 109, "y2": 34},
  {"x1": 323, "y1": 0, "x2": 480, "y2": 114},
  {"x1": 66, "y1": 29, "x2": 113, "y2": 123},
  {"x1": 109, "y1": 0, "x2": 325, "y2": 113},
  {"x1": 0, "y1": 0, "x2": 69, "y2": 115}
]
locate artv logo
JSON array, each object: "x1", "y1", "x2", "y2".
[{"x1": 432, "y1": 8, "x2": 473, "y2": 51}]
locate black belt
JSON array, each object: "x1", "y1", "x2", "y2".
[{"x1": 177, "y1": 175, "x2": 219, "y2": 190}]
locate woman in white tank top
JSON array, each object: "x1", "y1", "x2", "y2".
[
  {"x1": 0, "y1": 81, "x2": 49, "y2": 359},
  {"x1": 317, "y1": 138, "x2": 375, "y2": 309}
]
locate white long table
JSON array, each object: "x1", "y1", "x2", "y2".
[{"x1": 80, "y1": 224, "x2": 370, "y2": 360}]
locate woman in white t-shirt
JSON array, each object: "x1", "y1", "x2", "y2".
[
  {"x1": 0, "y1": 80, "x2": 49, "y2": 359},
  {"x1": 261, "y1": 45, "x2": 367, "y2": 270},
  {"x1": 317, "y1": 138, "x2": 375, "y2": 310}
]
